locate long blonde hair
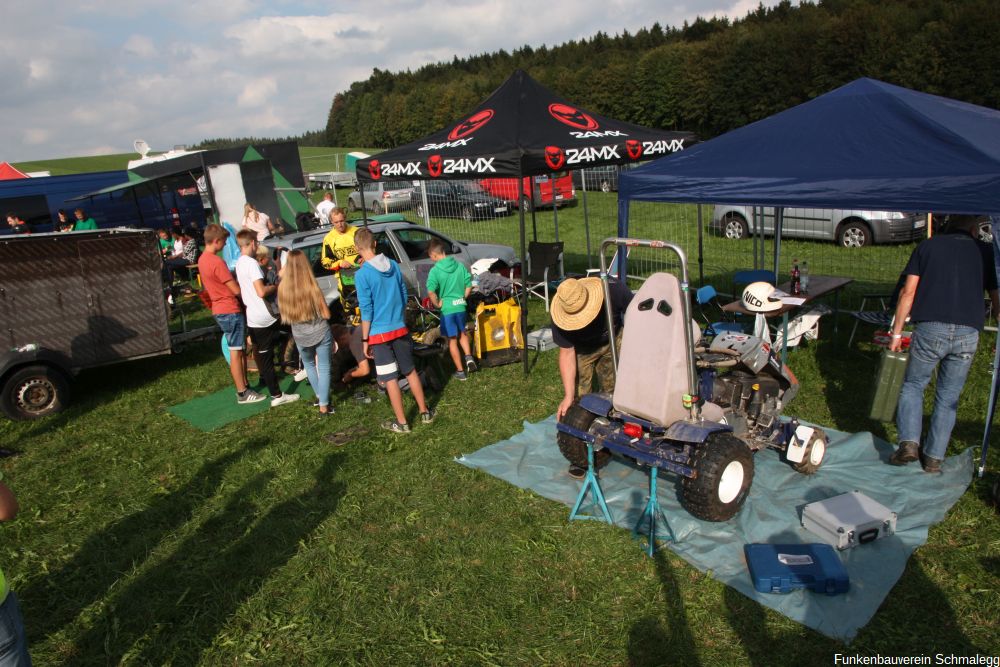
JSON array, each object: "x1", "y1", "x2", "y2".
[
  {"x1": 277, "y1": 250, "x2": 330, "y2": 324},
  {"x1": 243, "y1": 203, "x2": 259, "y2": 223}
]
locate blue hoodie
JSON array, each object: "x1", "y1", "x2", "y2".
[{"x1": 355, "y1": 253, "x2": 408, "y2": 337}]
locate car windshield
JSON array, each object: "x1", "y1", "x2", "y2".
[{"x1": 456, "y1": 182, "x2": 487, "y2": 195}]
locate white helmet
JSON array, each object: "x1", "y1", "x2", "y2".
[{"x1": 742, "y1": 281, "x2": 782, "y2": 313}]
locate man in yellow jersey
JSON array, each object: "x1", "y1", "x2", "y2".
[
  {"x1": 320, "y1": 208, "x2": 359, "y2": 271},
  {"x1": 0, "y1": 480, "x2": 30, "y2": 664}
]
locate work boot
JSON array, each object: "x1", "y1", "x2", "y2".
[
  {"x1": 921, "y1": 451, "x2": 943, "y2": 473},
  {"x1": 889, "y1": 440, "x2": 919, "y2": 465}
]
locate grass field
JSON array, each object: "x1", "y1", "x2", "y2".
[
  {"x1": 2, "y1": 292, "x2": 998, "y2": 664},
  {"x1": 5, "y1": 148, "x2": 998, "y2": 663}
]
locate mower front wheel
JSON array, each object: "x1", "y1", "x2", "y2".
[
  {"x1": 557, "y1": 401, "x2": 611, "y2": 471},
  {"x1": 681, "y1": 432, "x2": 754, "y2": 522},
  {"x1": 789, "y1": 429, "x2": 828, "y2": 475}
]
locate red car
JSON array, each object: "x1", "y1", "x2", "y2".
[{"x1": 479, "y1": 172, "x2": 576, "y2": 212}]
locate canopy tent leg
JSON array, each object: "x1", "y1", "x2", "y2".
[
  {"x1": 697, "y1": 204, "x2": 704, "y2": 285},
  {"x1": 581, "y1": 173, "x2": 592, "y2": 269},
  {"x1": 519, "y1": 167, "x2": 530, "y2": 375},
  {"x1": 980, "y1": 214, "x2": 1000, "y2": 477},
  {"x1": 552, "y1": 172, "x2": 560, "y2": 243},
  {"x1": 773, "y1": 207, "x2": 784, "y2": 282}
]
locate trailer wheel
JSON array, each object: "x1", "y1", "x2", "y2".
[
  {"x1": 681, "y1": 432, "x2": 754, "y2": 522},
  {"x1": 1, "y1": 365, "x2": 70, "y2": 420},
  {"x1": 556, "y1": 401, "x2": 611, "y2": 470},
  {"x1": 789, "y1": 429, "x2": 828, "y2": 475}
]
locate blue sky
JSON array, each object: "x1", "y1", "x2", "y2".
[{"x1": 2, "y1": 0, "x2": 775, "y2": 162}]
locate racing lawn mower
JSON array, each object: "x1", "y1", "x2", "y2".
[{"x1": 556, "y1": 238, "x2": 828, "y2": 523}]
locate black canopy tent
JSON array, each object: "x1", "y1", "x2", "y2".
[{"x1": 354, "y1": 69, "x2": 695, "y2": 371}]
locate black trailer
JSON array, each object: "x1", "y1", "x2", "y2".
[{"x1": 0, "y1": 228, "x2": 179, "y2": 419}]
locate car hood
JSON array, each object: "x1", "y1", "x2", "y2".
[{"x1": 463, "y1": 241, "x2": 518, "y2": 265}]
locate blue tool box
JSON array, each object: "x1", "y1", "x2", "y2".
[{"x1": 744, "y1": 543, "x2": 850, "y2": 595}]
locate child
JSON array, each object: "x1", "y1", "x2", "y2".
[
  {"x1": 278, "y1": 250, "x2": 334, "y2": 415},
  {"x1": 0, "y1": 481, "x2": 31, "y2": 664},
  {"x1": 354, "y1": 227, "x2": 434, "y2": 433},
  {"x1": 426, "y1": 238, "x2": 477, "y2": 380},
  {"x1": 197, "y1": 224, "x2": 265, "y2": 404},
  {"x1": 235, "y1": 229, "x2": 299, "y2": 408}
]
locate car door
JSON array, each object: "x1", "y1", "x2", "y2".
[
  {"x1": 387, "y1": 227, "x2": 467, "y2": 298},
  {"x1": 300, "y1": 236, "x2": 342, "y2": 304}
]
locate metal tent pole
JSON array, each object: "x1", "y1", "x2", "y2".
[
  {"x1": 519, "y1": 166, "x2": 529, "y2": 375},
  {"x1": 697, "y1": 204, "x2": 704, "y2": 285},
  {"x1": 581, "y1": 170, "x2": 592, "y2": 269},
  {"x1": 773, "y1": 207, "x2": 784, "y2": 280}
]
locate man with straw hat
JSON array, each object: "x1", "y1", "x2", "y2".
[{"x1": 552, "y1": 276, "x2": 632, "y2": 477}]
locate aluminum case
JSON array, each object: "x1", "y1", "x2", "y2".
[{"x1": 802, "y1": 490, "x2": 897, "y2": 550}]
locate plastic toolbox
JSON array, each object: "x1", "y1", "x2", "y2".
[
  {"x1": 869, "y1": 349, "x2": 908, "y2": 422},
  {"x1": 744, "y1": 543, "x2": 850, "y2": 595},
  {"x1": 802, "y1": 490, "x2": 897, "y2": 550}
]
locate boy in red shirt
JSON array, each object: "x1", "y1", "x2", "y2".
[{"x1": 198, "y1": 223, "x2": 266, "y2": 404}]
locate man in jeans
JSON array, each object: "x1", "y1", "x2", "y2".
[{"x1": 889, "y1": 214, "x2": 999, "y2": 472}]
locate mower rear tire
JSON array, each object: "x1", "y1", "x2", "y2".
[
  {"x1": 681, "y1": 432, "x2": 754, "y2": 522},
  {"x1": 557, "y1": 401, "x2": 611, "y2": 471}
]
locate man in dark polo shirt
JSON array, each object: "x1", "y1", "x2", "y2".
[{"x1": 889, "y1": 214, "x2": 999, "y2": 472}]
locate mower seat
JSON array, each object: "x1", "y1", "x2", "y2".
[{"x1": 613, "y1": 272, "x2": 698, "y2": 427}]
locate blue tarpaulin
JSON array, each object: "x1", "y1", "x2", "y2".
[{"x1": 457, "y1": 416, "x2": 972, "y2": 642}]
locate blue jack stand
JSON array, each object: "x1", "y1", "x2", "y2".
[
  {"x1": 633, "y1": 466, "x2": 675, "y2": 557},
  {"x1": 569, "y1": 442, "x2": 613, "y2": 524}
]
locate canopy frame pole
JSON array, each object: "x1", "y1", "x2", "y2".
[
  {"x1": 773, "y1": 207, "x2": 784, "y2": 281},
  {"x1": 751, "y1": 207, "x2": 759, "y2": 271},
  {"x1": 581, "y1": 169, "x2": 592, "y2": 269},
  {"x1": 519, "y1": 166, "x2": 530, "y2": 375},
  {"x1": 980, "y1": 213, "x2": 1000, "y2": 477},
  {"x1": 697, "y1": 204, "x2": 704, "y2": 285}
]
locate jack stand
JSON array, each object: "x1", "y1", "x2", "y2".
[
  {"x1": 569, "y1": 442, "x2": 613, "y2": 524},
  {"x1": 633, "y1": 467, "x2": 675, "y2": 557}
]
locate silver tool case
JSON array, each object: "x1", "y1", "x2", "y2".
[{"x1": 802, "y1": 490, "x2": 897, "y2": 550}]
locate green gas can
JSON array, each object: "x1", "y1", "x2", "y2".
[{"x1": 869, "y1": 350, "x2": 909, "y2": 422}]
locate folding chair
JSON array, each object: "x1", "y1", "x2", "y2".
[
  {"x1": 847, "y1": 293, "x2": 894, "y2": 347},
  {"x1": 525, "y1": 241, "x2": 564, "y2": 312},
  {"x1": 695, "y1": 285, "x2": 744, "y2": 337}
]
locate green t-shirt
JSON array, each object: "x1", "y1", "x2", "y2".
[
  {"x1": 426, "y1": 256, "x2": 472, "y2": 315},
  {"x1": 74, "y1": 217, "x2": 98, "y2": 231}
]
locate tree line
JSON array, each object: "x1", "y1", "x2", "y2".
[{"x1": 322, "y1": 0, "x2": 1000, "y2": 148}]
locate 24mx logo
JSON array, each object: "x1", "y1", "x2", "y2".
[
  {"x1": 642, "y1": 139, "x2": 686, "y2": 156},
  {"x1": 379, "y1": 161, "x2": 423, "y2": 177},
  {"x1": 565, "y1": 145, "x2": 620, "y2": 165},
  {"x1": 442, "y1": 157, "x2": 495, "y2": 174}
]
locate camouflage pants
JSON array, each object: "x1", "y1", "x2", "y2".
[{"x1": 576, "y1": 332, "x2": 621, "y2": 396}]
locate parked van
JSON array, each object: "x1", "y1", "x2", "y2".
[{"x1": 479, "y1": 172, "x2": 576, "y2": 212}]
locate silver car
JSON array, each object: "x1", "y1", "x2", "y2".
[
  {"x1": 711, "y1": 205, "x2": 926, "y2": 248},
  {"x1": 347, "y1": 180, "x2": 414, "y2": 214},
  {"x1": 261, "y1": 215, "x2": 517, "y2": 303}
]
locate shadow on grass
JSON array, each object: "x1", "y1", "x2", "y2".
[
  {"x1": 813, "y1": 337, "x2": 890, "y2": 441},
  {"x1": 21, "y1": 437, "x2": 270, "y2": 645},
  {"x1": 627, "y1": 549, "x2": 701, "y2": 667},
  {"x1": 65, "y1": 449, "x2": 346, "y2": 664}
]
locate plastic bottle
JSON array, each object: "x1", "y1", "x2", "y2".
[
  {"x1": 800, "y1": 261, "x2": 810, "y2": 293},
  {"x1": 791, "y1": 260, "x2": 801, "y2": 296}
]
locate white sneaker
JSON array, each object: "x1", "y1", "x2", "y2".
[
  {"x1": 270, "y1": 392, "x2": 300, "y2": 407},
  {"x1": 294, "y1": 368, "x2": 308, "y2": 382}
]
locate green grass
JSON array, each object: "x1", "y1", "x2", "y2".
[{"x1": 2, "y1": 301, "x2": 998, "y2": 664}]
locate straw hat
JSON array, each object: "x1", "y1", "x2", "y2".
[{"x1": 551, "y1": 277, "x2": 604, "y2": 331}]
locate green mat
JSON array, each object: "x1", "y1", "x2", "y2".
[{"x1": 167, "y1": 375, "x2": 315, "y2": 431}]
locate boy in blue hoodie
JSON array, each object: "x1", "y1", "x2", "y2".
[
  {"x1": 426, "y1": 238, "x2": 477, "y2": 380},
  {"x1": 354, "y1": 227, "x2": 434, "y2": 433}
]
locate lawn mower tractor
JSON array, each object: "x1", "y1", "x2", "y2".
[{"x1": 556, "y1": 238, "x2": 828, "y2": 522}]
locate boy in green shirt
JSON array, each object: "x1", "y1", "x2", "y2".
[{"x1": 426, "y1": 238, "x2": 477, "y2": 380}]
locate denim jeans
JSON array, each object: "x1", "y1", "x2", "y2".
[
  {"x1": 897, "y1": 322, "x2": 979, "y2": 461},
  {"x1": 0, "y1": 592, "x2": 31, "y2": 667},
  {"x1": 297, "y1": 328, "x2": 332, "y2": 408}
]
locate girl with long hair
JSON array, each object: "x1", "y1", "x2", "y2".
[
  {"x1": 242, "y1": 203, "x2": 272, "y2": 239},
  {"x1": 277, "y1": 250, "x2": 334, "y2": 414}
]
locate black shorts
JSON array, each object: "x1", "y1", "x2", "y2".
[{"x1": 371, "y1": 336, "x2": 415, "y2": 382}]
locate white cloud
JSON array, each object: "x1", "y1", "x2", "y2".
[
  {"x1": 0, "y1": 0, "x2": 788, "y2": 161},
  {"x1": 238, "y1": 77, "x2": 279, "y2": 107}
]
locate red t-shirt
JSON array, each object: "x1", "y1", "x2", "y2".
[{"x1": 198, "y1": 252, "x2": 240, "y2": 315}]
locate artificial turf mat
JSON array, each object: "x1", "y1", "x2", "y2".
[{"x1": 167, "y1": 374, "x2": 315, "y2": 431}]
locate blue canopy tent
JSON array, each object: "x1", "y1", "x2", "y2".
[{"x1": 617, "y1": 77, "x2": 1000, "y2": 476}]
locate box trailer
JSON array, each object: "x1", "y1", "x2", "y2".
[{"x1": 0, "y1": 228, "x2": 176, "y2": 420}]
